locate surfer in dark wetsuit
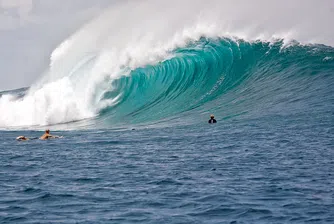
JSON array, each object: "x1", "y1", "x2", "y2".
[{"x1": 208, "y1": 114, "x2": 217, "y2": 124}]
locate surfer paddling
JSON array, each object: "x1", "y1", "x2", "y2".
[
  {"x1": 16, "y1": 136, "x2": 30, "y2": 141},
  {"x1": 16, "y1": 129, "x2": 62, "y2": 141},
  {"x1": 39, "y1": 129, "x2": 61, "y2": 140}
]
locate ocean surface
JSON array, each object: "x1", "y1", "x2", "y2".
[
  {"x1": 1, "y1": 116, "x2": 334, "y2": 223},
  {"x1": 1, "y1": 1, "x2": 334, "y2": 223}
]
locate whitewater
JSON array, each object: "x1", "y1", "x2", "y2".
[{"x1": 0, "y1": 0, "x2": 333, "y2": 128}]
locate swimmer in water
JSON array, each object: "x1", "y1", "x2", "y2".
[
  {"x1": 208, "y1": 114, "x2": 217, "y2": 124},
  {"x1": 39, "y1": 129, "x2": 61, "y2": 140},
  {"x1": 16, "y1": 136, "x2": 30, "y2": 141},
  {"x1": 16, "y1": 129, "x2": 62, "y2": 141}
]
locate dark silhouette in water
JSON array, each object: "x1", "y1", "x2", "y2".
[{"x1": 208, "y1": 115, "x2": 217, "y2": 124}]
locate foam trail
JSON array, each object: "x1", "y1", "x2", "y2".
[{"x1": 0, "y1": 0, "x2": 333, "y2": 128}]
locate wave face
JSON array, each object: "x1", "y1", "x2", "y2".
[
  {"x1": 1, "y1": 38, "x2": 333, "y2": 129},
  {"x1": 0, "y1": 0, "x2": 333, "y2": 129},
  {"x1": 93, "y1": 39, "x2": 334, "y2": 128}
]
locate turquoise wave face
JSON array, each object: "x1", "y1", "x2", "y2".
[{"x1": 95, "y1": 38, "x2": 334, "y2": 127}]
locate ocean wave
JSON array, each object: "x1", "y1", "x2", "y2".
[{"x1": 0, "y1": 0, "x2": 333, "y2": 129}]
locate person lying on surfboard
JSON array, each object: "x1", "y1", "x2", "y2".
[
  {"x1": 39, "y1": 129, "x2": 61, "y2": 140},
  {"x1": 16, "y1": 129, "x2": 62, "y2": 141},
  {"x1": 16, "y1": 136, "x2": 30, "y2": 141}
]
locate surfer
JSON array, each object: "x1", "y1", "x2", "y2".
[
  {"x1": 208, "y1": 114, "x2": 217, "y2": 124},
  {"x1": 39, "y1": 129, "x2": 61, "y2": 140},
  {"x1": 16, "y1": 136, "x2": 30, "y2": 141},
  {"x1": 16, "y1": 129, "x2": 62, "y2": 141}
]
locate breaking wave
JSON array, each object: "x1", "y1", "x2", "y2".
[{"x1": 0, "y1": 0, "x2": 333, "y2": 129}]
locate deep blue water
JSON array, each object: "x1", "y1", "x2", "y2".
[{"x1": 1, "y1": 114, "x2": 333, "y2": 223}]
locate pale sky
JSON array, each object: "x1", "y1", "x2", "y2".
[{"x1": 0, "y1": 0, "x2": 114, "y2": 91}]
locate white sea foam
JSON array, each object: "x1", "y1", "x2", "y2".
[{"x1": 323, "y1": 56, "x2": 333, "y2": 62}]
